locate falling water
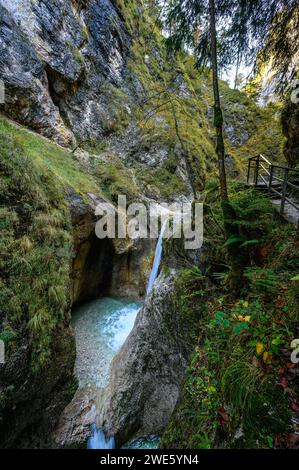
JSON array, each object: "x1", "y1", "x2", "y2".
[
  {"x1": 146, "y1": 222, "x2": 167, "y2": 296},
  {"x1": 87, "y1": 424, "x2": 116, "y2": 450}
]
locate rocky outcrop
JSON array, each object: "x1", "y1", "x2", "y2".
[
  {"x1": 52, "y1": 387, "x2": 98, "y2": 448},
  {"x1": 109, "y1": 237, "x2": 154, "y2": 299},
  {"x1": 70, "y1": 189, "x2": 153, "y2": 304},
  {"x1": 0, "y1": 3, "x2": 75, "y2": 146},
  {"x1": 69, "y1": 190, "x2": 114, "y2": 305},
  {"x1": 282, "y1": 99, "x2": 299, "y2": 167},
  {"x1": 102, "y1": 270, "x2": 196, "y2": 445},
  {"x1": 0, "y1": 0, "x2": 130, "y2": 145},
  {"x1": 0, "y1": 325, "x2": 76, "y2": 448}
]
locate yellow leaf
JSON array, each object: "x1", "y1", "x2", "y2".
[
  {"x1": 244, "y1": 316, "x2": 251, "y2": 322},
  {"x1": 243, "y1": 301, "x2": 249, "y2": 308},
  {"x1": 256, "y1": 342, "x2": 264, "y2": 356},
  {"x1": 263, "y1": 351, "x2": 273, "y2": 364}
]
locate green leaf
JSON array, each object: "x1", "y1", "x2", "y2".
[
  {"x1": 239, "y1": 239, "x2": 260, "y2": 248},
  {"x1": 233, "y1": 323, "x2": 249, "y2": 335},
  {"x1": 223, "y1": 235, "x2": 244, "y2": 248}
]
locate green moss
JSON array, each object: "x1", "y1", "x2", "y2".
[
  {"x1": 73, "y1": 48, "x2": 85, "y2": 65},
  {"x1": 135, "y1": 166, "x2": 187, "y2": 200},
  {"x1": 0, "y1": 117, "x2": 99, "y2": 197},
  {"x1": 81, "y1": 24, "x2": 89, "y2": 42},
  {"x1": 99, "y1": 84, "x2": 131, "y2": 136},
  {"x1": 0, "y1": 128, "x2": 73, "y2": 371},
  {"x1": 95, "y1": 157, "x2": 139, "y2": 203}
]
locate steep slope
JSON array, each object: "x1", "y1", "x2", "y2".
[
  {"x1": 0, "y1": 0, "x2": 283, "y2": 199},
  {"x1": 0, "y1": 115, "x2": 153, "y2": 447}
]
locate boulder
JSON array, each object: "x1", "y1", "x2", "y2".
[{"x1": 103, "y1": 270, "x2": 195, "y2": 445}]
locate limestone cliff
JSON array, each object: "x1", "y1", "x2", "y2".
[
  {"x1": 0, "y1": 0, "x2": 283, "y2": 200},
  {"x1": 0, "y1": 0, "x2": 129, "y2": 146}
]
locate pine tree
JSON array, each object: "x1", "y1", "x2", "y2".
[
  {"x1": 226, "y1": 0, "x2": 299, "y2": 92},
  {"x1": 164, "y1": 0, "x2": 298, "y2": 195},
  {"x1": 165, "y1": 0, "x2": 230, "y2": 202}
]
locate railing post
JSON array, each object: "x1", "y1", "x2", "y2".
[
  {"x1": 280, "y1": 168, "x2": 289, "y2": 215},
  {"x1": 268, "y1": 165, "x2": 274, "y2": 194},
  {"x1": 254, "y1": 155, "x2": 260, "y2": 187},
  {"x1": 247, "y1": 159, "x2": 251, "y2": 184}
]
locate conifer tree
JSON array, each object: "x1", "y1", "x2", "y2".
[{"x1": 164, "y1": 0, "x2": 298, "y2": 199}]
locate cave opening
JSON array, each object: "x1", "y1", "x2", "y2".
[{"x1": 71, "y1": 232, "x2": 115, "y2": 308}]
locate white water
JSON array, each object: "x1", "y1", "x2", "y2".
[
  {"x1": 87, "y1": 424, "x2": 116, "y2": 450},
  {"x1": 146, "y1": 222, "x2": 167, "y2": 296}
]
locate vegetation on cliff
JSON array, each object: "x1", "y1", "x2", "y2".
[
  {"x1": 0, "y1": 118, "x2": 75, "y2": 371},
  {"x1": 96, "y1": 0, "x2": 284, "y2": 199}
]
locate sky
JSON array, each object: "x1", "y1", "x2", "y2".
[{"x1": 222, "y1": 63, "x2": 254, "y2": 89}]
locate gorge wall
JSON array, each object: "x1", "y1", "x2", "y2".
[
  {"x1": 0, "y1": 0, "x2": 284, "y2": 200},
  {"x1": 282, "y1": 98, "x2": 299, "y2": 167}
]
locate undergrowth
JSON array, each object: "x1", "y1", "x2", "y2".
[{"x1": 161, "y1": 184, "x2": 299, "y2": 449}]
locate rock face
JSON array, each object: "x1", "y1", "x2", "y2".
[
  {"x1": 69, "y1": 190, "x2": 114, "y2": 305},
  {"x1": 109, "y1": 237, "x2": 154, "y2": 299},
  {"x1": 0, "y1": 0, "x2": 130, "y2": 145},
  {"x1": 282, "y1": 99, "x2": 299, "y2": 167},
  {"x1": 52, "y1": 387, "x2": 98, "y2": 448},
  {"x1": 69, "y1": 190, "x2": 153, "y2": 304},
  {"x1": 102, "y1": 270, "x2": 194, "y2": 445},
  {"x1": 0, "y1": 0, "x2": 199, "y2": 197},
  {"x1": 0, "y1": 325, "x2": 76, "y2": 448}
]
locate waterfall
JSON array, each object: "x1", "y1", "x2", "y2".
[
  {"x1": 87, "y1": 424, "x2": 116, "y2": 449},
  {"x1": 85, "y1": 224, "x2": 166, "y2": 449},
  {"x1": 146, "y1": 222, "x2": 167, "y2": 296}
]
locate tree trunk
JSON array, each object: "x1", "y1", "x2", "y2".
[
  {"x1": 209, "y1": 0, "x2": 228, "y2": 202},
  {"x1": 209, "y1": 0, "x2": 247, "y2": 293},
  {"x1": 234, "y1": 51, "x2": 240, "y2": 90},
  {"x1": 170, "y1": 100, "x2": 197, "y2": 199}
]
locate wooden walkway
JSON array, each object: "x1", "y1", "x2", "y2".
[{"x1": 247, "y1": 155, "x2": 299, "y2": 232}]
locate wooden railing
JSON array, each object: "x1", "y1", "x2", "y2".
[{"x1": 247, "y1": 155, "x2": 299, "y2": 231}]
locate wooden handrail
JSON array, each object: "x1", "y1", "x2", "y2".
[
  {"x1": 248, "y1": 154, "x2": 299, "y2": 173},
  {"x1": 247, "y1": 155, "x2": 299, "y2": 232}
]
